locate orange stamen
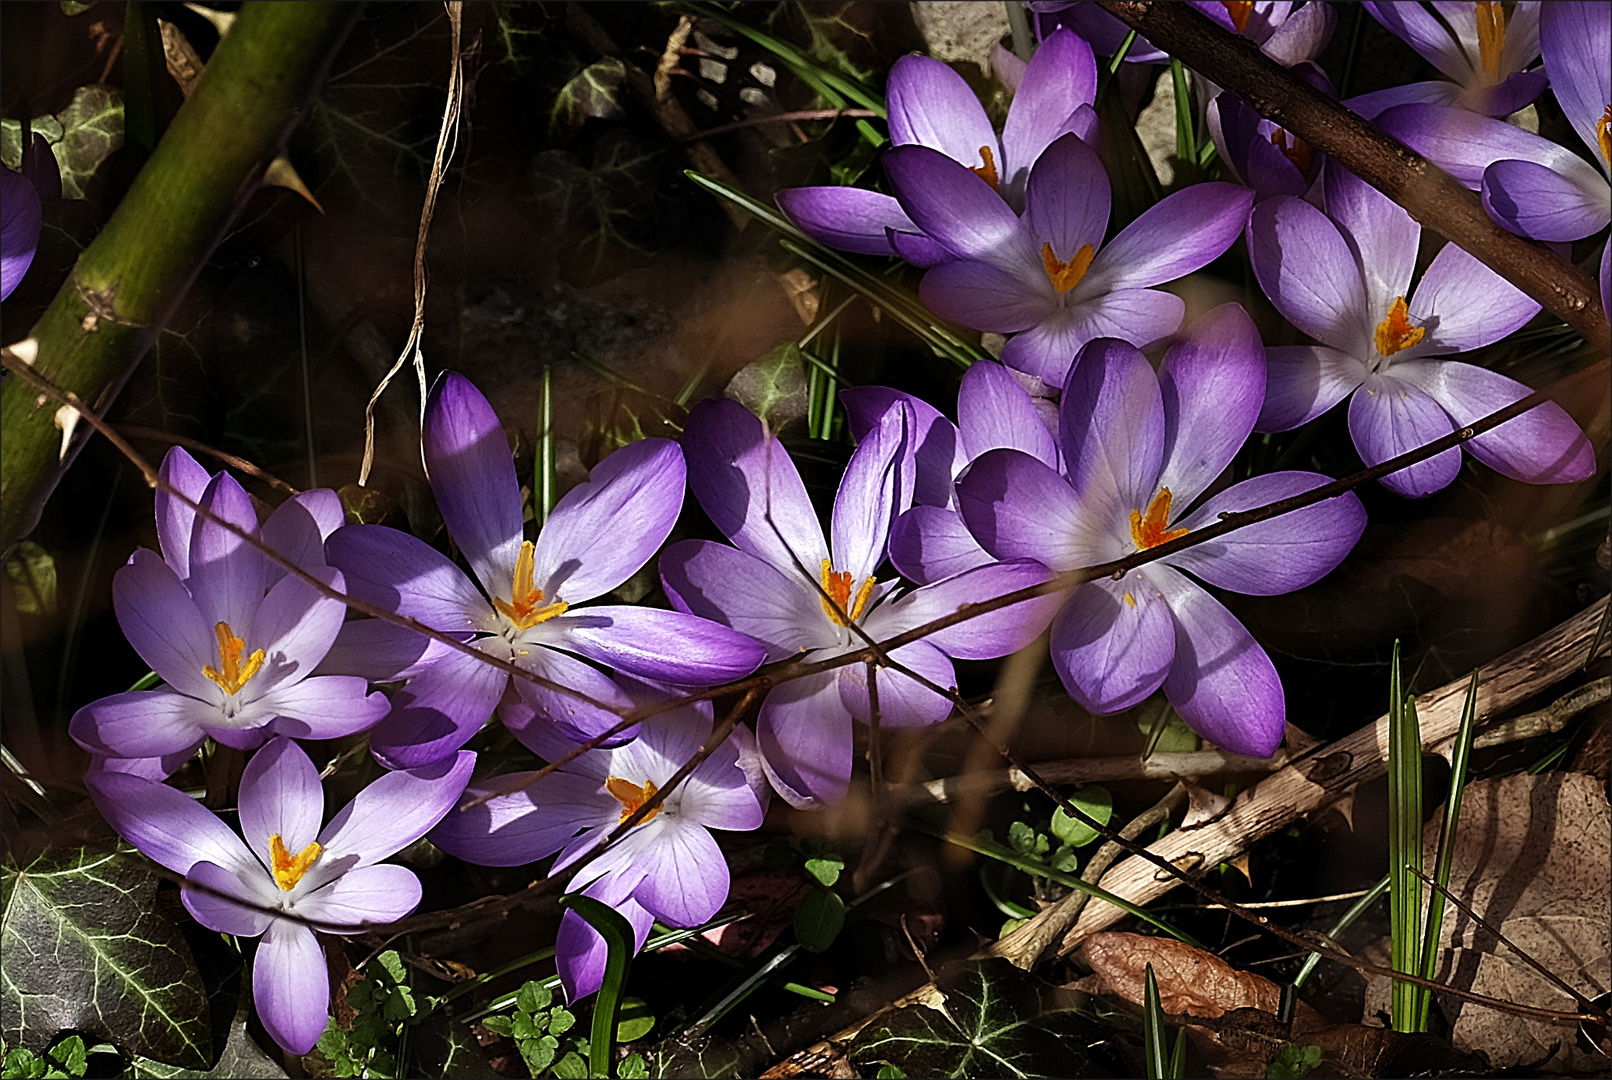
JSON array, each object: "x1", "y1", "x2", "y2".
[
  {"x1": 491, "y1": 540, "x2": 569, "y2": 629},
  {"x1": 1474, "y1": 1, "x2": 1505, "y2": 81},
  {"x1": 1270, "y1": 128, "x2": 1313, "y2": 176},
  {"x1": 1597, "y1": 105, "x2": 1610, "y2": 167},
  {"x1": 202, "y1": 621, "x2": 266, "y2": 696},
  {"x1": 969, "y1": 145, "x2": 1000, "y2": 190},
  {"x1": 1129, "y1": 488, "x2": 1190, "y2": 551},
  {"x1": 1041, "y1": 242, "x2": 1096, "y2": 294},
  {"x1": 819, "y1": 559, "x2": 877, "y2": 626},
  {"x1": 268, "y1": 834, "x2": 322, "y2": 891},
  {"x1": 1223, "y1": 1, "x2": 1254, "y2": 33},
  {"x1": 1373, "y1": 296, "x2": 1426, "y2": 357},
  {"x1": 605, "y1": 777, "x2": 662, "y2": 825}
]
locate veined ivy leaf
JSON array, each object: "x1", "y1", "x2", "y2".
[
  {"x1": 725, "y1": 343, "x2": 809, "y2": 434},
  {"x1": 0, "y1": 86, "x2": 125, "y2": 200},
  {"x1": 551, "y1": 57, "x2": 627, "y2": 133},
  {"x1": 4, "y1": 542, "x2": 58, "y2": 616},
  {"x1": 1, "y1": 846, "x2": 211, "y2": 1069},
  {"x1": 847, "y1": 959, "x2": 1103, "y2": 1079}
]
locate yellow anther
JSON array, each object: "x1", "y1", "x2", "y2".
[
  {"x1": 1373, "y1": 296, "x2": 1426, "y2": 357},
  {"x1": 202, "y1": 622, "x2": 266, "y2": 696},
  {"x1": 1041, "y1": 242, "x2": 1096, "y2": 294},
  {"x1": 605, "y1": 777, "x2": 662, "y2": 825},
  {"x1": 1223, "y1": 1, "x2": 1254, "y2": 33},
  {"x1": 1270, "y1": 128, "x2": 1313, "y2": 176},
  {"x1": 1597, "y1": 105, "x2": 1610, "y2": 166},
  {"x1": 491, "y1": 540, "x2": 569, "y2": 629},
  {"x1": 1123, "y1": 591, "x2": 1136, "y2": 609},
  {"x1": 268, "y1": 834, "x2": 322, "y2": 891},
  {"x1": 1474, "y1": 1, "x2": 1505, "y2": 81},
  {"x1": 969, "y1": 145, "x2": 1000, "y2": 190},
  {"x1": 1129, "y1": 488, "x2": 1190, "y2": 552},
  {"x1": 819, "y1": 559, "x2": 877, "y2": 626}
]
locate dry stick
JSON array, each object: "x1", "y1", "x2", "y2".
[
  {"x1": 117, "y1": 425, "x2": 300, "y2": 495},
  {"x1": 679, "y1": 108, "x2": 880, "y2": 142},
  {"x1": 1096, "y1": 0, "x2": 1611, "y2": 351},
  {"x1": 901, "y1": 747, "x2": 1290, "y2": 806}
]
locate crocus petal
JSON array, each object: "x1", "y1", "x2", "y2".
[
  {"x1": 88, "y1": 751, "x2": 195, "y2": 783},
  {"x1": 1323, "y1": 165, "x2": 1419, "y2": 317},
  {"x1": 886, "y1": 54, "x2": 1001, "y2": 172},
  {"x1": 557, "y1": 604, "x2": 767, "y2": 686},
  {"x1": 1001, "y1": 27, "x2": 1098, "y2": 194},
  {"x1": 1023, "y1": 134, "x2": 1111, "y2": 263},
  {"x1": 836, "y1": 639, "x2": 956, "y2": 728},
  {"x1": 1084, "y1": 182, "x2": 1253, "y2": 292},
  {"x1": 1, "y1": 167, "x2": 42, "y2": 298},
  {"x1": 557, "y1": 875, "x2": 654, "y2": 1003},
  {"x1": 1036, "y1": 4, "x2": 1168, "y2": 62},
  {"x1": 298, "y1": 864, "x2": 422, "y2": 932},
  {"x1": 958, "y1": 360, "x2": 1060, "y2": 469},
  {"x1": 85, "y1": 770, "x2": 258, "y2": 881},
  {"x1": 1168, "y1": 472, "x2": 1367, "y2": 594},
  {"x1": 1362, "y1": 1, "x2": 1471, "y2": 79},
  {"x1": 430, "y1": 771, "x2": 610, "y2": 867},
  {"x1": 255, "y1": 677, "x2": 391, "y2": 743},
  {"x1": 111, "y1": 549, "x2": 216, "y2": 699},
  {"x1": 1455, "y1": 72, "x2": 1547, "y2": 118},
  {"x1": 756, "y1": 671, "x2": 850, "y2": 809},
  {"x1": 870, "y1": 559, "x2": 1060, "y2": 660},
  {"x1": 315, "y1": 751, "x2": 476, "y2": 872},
  {"x1": 423, "y1": 372, "x2": 524, "y2": 598},
  {"x1": 918, "y1": 258, "x2": 1052, "y2": 334},
  {"x1": 841, "y1": 386, "x2": 964, "y2": 509},
  {"x1": 71, "y1": 689, "x2": 214, "y2": 760},
  {"x1": 1601, "y1": 239, "x2": 1610, "y2": 323},
  {"x1": 1154, "y1": 303, "x2": 1266, "y2": 507},
  {"x1": 1060, "y1": 337, "x2": 1165, "y2": 515},
  {"x1": 660, "y1": 540, "x2": 826, "y2": 661},
  {"x1": 1261, "y1": 1, "x2": 1335, "y2": 66},
  {"x1": 957, "y1": 448, "x2": 1117, "y2": 568},
  {"x1": 1393, "y1": 359, "x2": 1596, "y2": 485},
  {"x1": 1377, "y1": 103, "x2": 1604, "y2": 192},
  {"x1": 678, "y1": 740, "x2": 766, "y2": 833},
  {"x1": 249, "y1": 566, "x2": 347, "y2": 693},
  {"x1": 182, "y1": 861, "x2": 275, "y2": 938},
  {"x1": 889, "y1": 506, "x2": 995, "y2": 584},
  {"x1": 999, "y1": 289, "x2": 1185, "y2": 387},
  {"x1": 775, "y1": 187, "x2": 915, "y2": 257},
  {"x1": 253, "y1": 919, "x2": 329, "y2": 1055},
  {"x1": 314, "y1": 619, "x2": 441, "y2": 682},
  {"x1": 325, "y1": 524, "x2": 489, "y2": 633},
  {"x1": 1540, "y1": 0, "x2": 1611, "y2": 163},
  {"x1": 1150, "y1": 565, "x2": 1285, "y2": 757},
  {"x1": 188, "y1": 472, "x2": 267, "y2": 634},
  {"x1": 888, "y1": 228, "x2": 953, "y2": 267},
  {"x1": 1345, "y1": 80, "x2": 1462, "y2": 121},
  {"x1": 510, "y1": 645, "x2": 637, "y2": 745},
  {"x1": 886, "y1": 146, "x2": 1040, "y2": 274},
  {"x1": 1247, "y1": 196, "x2": 1369, "y2": 352},
  {"x1": 627, "y1": 819, "x2": 731, "y2": 926},
  {"x1": 1257, "y1": 345, "x2": 1369, "y2": 432},
  {"x1": 532, "y1": 438, "x2": 685, "y2": 604},
  {"x1": 1347, "y1": 374, "x2": 1463, "y2": 498},
  {"x1": 1050, "y1": 575, "x2": 1175, "y2": 714},
  {"x1": 832, "y1": 400, "x2": 914, "y2": 581},
  {"x1": 154, "y1": 447, "x2": 213, "y2": 580},
  {"x1": 238, "y1": 736, "x2": 324, "y2": 863},
  {"x1": 682, "y1": 397, "x2": 829, "y2": 575},
  {"x1": 366, "y1": 643, "x2": 507, "y2": 769},
  {"x1": 259, "y1": 489, "x2": 342, "y2": 581},
  {"x1": 1410, "y1": 238, "x2": 1542, "y2": 352},
  {"x1": 1482, "y1": 158, "x2": 1610, "y2": 242}
]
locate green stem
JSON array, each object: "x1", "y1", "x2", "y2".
[{"x1": 1, "y1": 2, "x2": 359, "y2": 551}]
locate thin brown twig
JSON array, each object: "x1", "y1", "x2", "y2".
[
  {"x1": 116, "y1": 424, "x2": 300, "y2": 495},
  {"x1": 679, "y1": 108, "x2": 879, "y2": 142}
]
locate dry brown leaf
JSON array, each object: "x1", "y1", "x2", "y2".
[{"x1": 1081, "y1": 932, "x2": 1319, "y2": 1024}]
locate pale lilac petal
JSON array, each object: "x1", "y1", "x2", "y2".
[
  {"x1": 1, "y1": 167, "x2": 41, "y2": 299},
  {"x1": 629, "y1": 819, "x2": 730, "y2": 926},
  {"x1": 297, "y1": 864, "x2": 422, "y2": 932},
  {"x1": 325, "y1": 524, "x2": 489, "y2": 633},
  {"x1": 71, "y1": 689, "x2": 213, "y2": 760},
  {"x1": 919, "y1": 258, "x2": 1051, "y2": 334},
  {"x1": 1257, "y1": 345, "x2": 1369, "y2": 432},
  {"x1": 1059, "y1": 337, "x2": 1165, "y2": 514},
  {"x1": 886, "y1": 54, "x2": 1000, "y2": 171},
  {"x1": 188, "y1": 472, "x2": 266, "y2": 634},
  {"x1": 837, "y1": 639, "x2": 955, "y2": 729},
  {"x1": 154, "y1": 447, "x2": 212, "y2": 580},
  {"x1": 869, "y1": 559, "x2": 1060, "y2": 660},
  {"x1": 683, "y1": 398, "x2": 829, "y2": 575},
  {"x1": 1036, "y1": 4, "x2": 1168, "y2": 62},
  {"x1": 85, "y1": 770, "x2": 258, "y2": 880},
  {"x1": 111, "y1": 549, "x2": 216, "y2": 698},
  {"x1": 238, "y1": 736, "x2": 324, "y2": 862},
  {"x1": 1377, "y1": 103, "x2": 1603, "y2": 191},
  {"x1": 756, "y1": 672, "x2": 850, "y2": 808},
  {"x1": 254, "y1": 919, "x2": 329, "y2": 1055},
  {"x1": 958, "y1": 360, "x2": 1059, "y2": 468},
  {"x1": 680, "y1": 737, "x2": 765, "y2": 832},
  {"x1": 430, "y1": 771, "x2": 609, "y2": 866},
  {"x1": 1153, "y1": 565, "x2": 1285, "y2": 757},
  {"x1": 1168, "y1": 472, "x2": 1367, "y2": 594},
  {"x1": 1261, "y1": 1, "x2": 1335, "y2": 65},
  {"x1": 1084, "y1": 183, "x2": 1253, "y2": 292},
  {"x1": 532, "y1": 438, "x2": 685, "y2": 604},
  {"x1": 1050, "y1": 576, "x2": 1175, "y2": 714},
  {"x1": 423, "y1": 372, "x2": 524, "y2": 598},
  {"x1": 510, "y1": 645, "x2": 636, "y2": 745},
  {"x1": 259, "y1": 489, "x2": 341, "y2": 581},
  {"x1": 366, "y1": 643, "x2": 506, "y2": 769},
  {"x1": 999, "y1": 289, "x2": 1185, "y2": 386},
  {"x1": 557, "y1": 875, "x2": 653, "y2": 1003},
  {"x1": 1323, "y1": 165, "x2": 1419, "y2": 317},
  {"x1": 1363, "y1": 1, "x2": 1470, "y2": 80},
  {"x1": 313, "y1": 619, "x2": 441, "y2": 682},
  {"x1": 1247, "y1": 196, "x2": 1368, "y2": 352},
  {"x1": 956, "y1": 449, "x2": 1113, "y2": 569},
  {"x1": 1023, "y1": 134, "x2": 1110, "y2": 263},
  {"x1": 181, "y1": 861, "x2": 275, "y2": 938},
  {"x1": 1455, "y1": 72, "x2": 1546, "y2": 118},
  {"x1": 249, "y1": 566, "x2": 347, "y2": 693},
  {"x1": 254, "y1": 677, "x2": 390, "y2": 743},
  {"x1": 888, "y1": 227, "x2": 953, "y2": 267},
  {"x1": 1411, "y1": 239, "x2": 1542, "y2": 351},
  {"x1": 1347, "y1": 374, "x2": 1462, "y2": 498},
  {"x1": 88, "y1": 751, "x2": 195, "y2": 782},
  {"x1": 1154, "y1": 303, "x2": 1266, "y2": 506},
  {"x1": 558, "y1": 604, "x2": 766, "y2": 686},
  {"x1": 775, "y1": 187, "x2": 915, "y2": 257},
  {"x1": 889, "y1": 506, "x2": 994, "y2": 584},
  {"x1": 660, "y1": 540, "x2": 826, "y2": 661},
  {"x1": 315, "y1": 751, "x2": 476, "y2": 870},
  {"x1": 1001, "y1": 27, "x2": 1098, "y2": 195},
  {"x1": 1345, "y1": 80, "x2": 1461, "y2": 121},
  {"x1": 1482, "y1": 158, "x2": 1610, "y2": 242},
  {"x1": 832, "y1": 400, "x2": 914, "y2": 581},
  {"x1": 1393, "y1": 359, "x2": 1596, "y2": 485},
  {"x1": 841, "y1": 387, "x2": 963, "y2": 509},
  {"x1": 886, "y1": 146, "x2": 1040, "y2": 273},
  {"x1": 1540, "y1": 1, "x2": 1611, "y2": 160}
]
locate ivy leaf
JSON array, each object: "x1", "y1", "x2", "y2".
[
  {"x1": 1049, "y1": 786, "x2": 1113, "y2": 849},
  {"x1": 4, "y1": 542, "x2": 58, "y2": 616},
  {"x1": 847, "y1": 959, "x2": 1104, "y2": 1079},
  {"x1": 725, "y1": 343, "x2": 810, "y2": 435},
  {"x1": 1, "y1": 846, "x2": 211, "y2": 1069},
  {"x1": 0, "y1": 86, "x2": 125, "y2": 200},
  {"x1": 551, "y1": 58, "x2": 627, "y2": 133}
]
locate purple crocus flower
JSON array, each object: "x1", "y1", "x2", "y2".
[
  {"x1": 1030, "y1": 2, "x2": 1334, "y2": 67},
  {"x1": 661, "y1": 397, "x2": 1059, "y2": 808},
  {"x1": 2, "y1": 166, "x2": 41, "y2": 299},
  {"x1": 1248, "y1": 164, "x2": 1595, "y2": 498},
  {"x1": 776, "y1": 27, "x2": 1097, "y2": 265},
  {"x1": 1206, "y1": 64, "x2": 1333, "y2": 201},
  {"x1": 430, "y1": 682, "x2": 765, "y2": 1001},
  {"x1": 88, "y1": 737, "x2": 474, "y2": 1054},
  {"x1": 1350, "y1": 2, "x2": 1543, "y2": 119},
  {"x1": 902, "y1": 132, "x2": 1252, "y2": 387},
  {"x1": 70, "y1": 457, "x2": 388, "y2": 768},
  {"x1": 955, "y1": 305, "x2": 1366, "y2": 758},
  {"x1": 324, "y1": 373, "x2": 766, "y2": 769}
]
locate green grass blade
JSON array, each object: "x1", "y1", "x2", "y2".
[
  {"x1": 1293, "y1": 873, "x2": 1388, "y2": 989},
  {"x1": 1143, "y1": 963, "x2": 1170, "y2": 1079},
  {"x1": 1415, "y1": 671, "x2": 1480, "y2": 1030},
  {"x1": 564, "y1": 894, "x2": 638, "y2": 1078},
  {"x1": 1386, "y1": 642, "x2": 1425, "y2": 1032},
  {"x1": 1170, "y1": 59, "x2": 1194, "y2": 167},
  {"x1": 536, "y1": 362, "x2": 556, "y2": 527}
]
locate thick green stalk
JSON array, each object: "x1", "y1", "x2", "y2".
[{"x1": 0, "y1": 2, "x2": 359, "y2": 551}]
